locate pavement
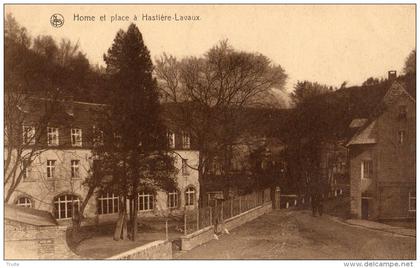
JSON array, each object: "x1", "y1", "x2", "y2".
[
  {"x1": 343, "y1": 218, "x2": 416, "y2": 237},
  {"x1": 175, "y1": 209, "x2": 416, "y2": 259},
  {"x1": 75, "y1": 231, "x2": 181, "y2": 259}
]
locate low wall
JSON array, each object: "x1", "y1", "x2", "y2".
[
  {"x1": 107, "y1": 240, "x2": 172, "y2": 260},
  {"x1": 180, "y1": 225, "x2": 215, "y2": 251},
  {"x1": 224, "y1": 202, "x2": 272, "y2": 230},
  {"x1": 5, "y1": 220, "x2": 79, "y2": 259},
  {"x1": 180, "y1": 201, "x2": 272, "y2": 251}
]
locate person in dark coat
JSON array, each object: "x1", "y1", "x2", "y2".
[
  {"x1": 317, "y1": 193, "x2": 324, "y2": 216},
  {"x1": 311, "y1": 193, "x2": 319, "y2": 217},
  {"x1": 311, "y1": 192, "x2": 324, "y2": 217}
]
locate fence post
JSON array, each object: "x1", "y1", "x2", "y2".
[
  {"x1": 165, "y1": 220, "x2": 169, "y2": 241},
  {"x1": 184, "y1": 210, "x2": 187, "y2": 235},
  {"x1": 230, "y1": 198, "x2": 233, "y2": 218},
  {"x1": 209, "y1": 207, "x2": 212, "y2": 227},
  {"x1": 239, "y1": 196, "x2": 242, "y2": 213},
  {"x1": 275, "y1": 186, "x2": 281, "y2": 209},
  {"x1": 221, "y1": 201, "x2": 224, "y2": 229},
  {"x1": 196, "y1": 208, "x2": 200, "y2": 230}
]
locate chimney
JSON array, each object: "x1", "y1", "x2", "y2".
[{"x1": 388, "y1": 70, "x2": 397, "y2": 81}]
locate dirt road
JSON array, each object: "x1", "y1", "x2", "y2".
[{"x1": 175, "y1": 210, "x2": 415, "y2": 260}]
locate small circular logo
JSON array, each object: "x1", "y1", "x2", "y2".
[{"x1": 50, "y1": 14, "x2": 64, "y2": 28}]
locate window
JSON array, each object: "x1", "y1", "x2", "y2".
[
  {"x1": 16, "y1": 197, "x2": 32, "y2": 208},
  {"x1": 71, "y1": 160, "x2": 80, "y2": 178},
  {"x1": 361, "y1": 160, "x2": 373, "y2": 179},
  {"x1": 399, "y1": 105, "x2": 407, "y2": 119},
  {"x1": 167, "y1": 190, "x2": 179, "y2": 209},
  {"x1": 138, "y1": 192, "x2": 154, "y2": 211},
  {"x1": 182, "y1": 132, "x2": 190, "y2": 149},
  {"x1": 182, "y1": 159, "x2": 189, "y2": 176},
  {"x1": 409, "y1": 191, "x2": 416, "y2": 212},
  {"x1": 71, "y1": 128, "x2": 82, "y2": 147},
  {"x1": 98, "y1": 193, "x2": 119, "y2": 214},
  {"x1": 212, "y1": 160, "x2": 222, "y2": 175},
  {"x1": 47, "y1": 127, "x2": 59, "y2": 146},
  {"x1": 398, "y1": 130, "x2": 406, "y2": 144},
  {"x1": 167, "y1": 131, "x2": 175, "y2": 149},
  {"x1": 185, "y1": 186, "x2": 196, "y2": 206},
  {"x1": 47, "y1": 160, "x2": 56, "y2": 179},
  {"x1": 53, "y1": 194, "x2": 80, "y2": 219},
  {"x1": 114, "y1": 133, "x2": 122, "y2": 147},
  {"x1": 21, "y1": 160, "x2": 30, "y2": 180},
  {"x1": 22, "y1": 125, "x2": 35, "y2": 145}
]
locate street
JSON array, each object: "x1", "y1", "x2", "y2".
[{"x1": 175, "y1": 210, "x2": 415, "y2": 260}]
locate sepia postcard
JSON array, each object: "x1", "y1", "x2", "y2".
[{"x1": 2, "y1": 3, "x2": 417, "y2": 266}]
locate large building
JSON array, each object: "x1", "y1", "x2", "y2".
[
  {"x1": 5, "y1": 97, "x2": 200, "y2": 225},
  {"x1": 346, "y1": 77, "x2": 416, "y2": 220}
]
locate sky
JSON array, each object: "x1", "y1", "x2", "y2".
[{"x1": 5, "y1": 4, "x2": 416, "y2": 95}]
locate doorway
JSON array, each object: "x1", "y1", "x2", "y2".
[{"x1": 361, "y1": 198, "x2": 369, "y2": 219}]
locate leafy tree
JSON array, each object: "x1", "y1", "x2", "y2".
[
  {"x1": 403, "y1": 49, "x2": 416, "y2": 75},
  {"x1": 286, "y1": 81, "x2": 339, "y2": 196},
  {"x1": 156, "y1": 40, "x2": 287, "y2": 204},
  {"x1": 5, "y1": 13, "x2": 30, "y2": 48},
  {"x1": 98, "y1": 23, "x2": 176, "y2": 240},
  {"x1": 4, "y1": 14, "x2": 64, "y2": 202},
  {"x1": 362, "y1": 77, "x2": 382, "y2": 86},
  {"x1": 290, "y1": 81, "x2": 332, "y2": 106}
]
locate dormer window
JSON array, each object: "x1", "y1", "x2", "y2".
[
  {"x1": 47, "y1": 127, "x2": 59, "y2": 146},
  {"x1": 22, "y1": 125, "x2": 35, "y2": 145},
  {"x1": 71, "y1": 128, "x2": 82, "y2": 147},
  {"x1": 182, "y1": 132, "x2": 190, "y2": 149},
  {"x1": 167, "y1": 131, "x2": 175, "y2": 149}
]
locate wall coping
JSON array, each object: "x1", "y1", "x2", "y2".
[
  {"x1": 182, "y1": 201, "x2": 272, "y2": 239},
  {"x1": 106, "y1": 240, "x2": 168, "y2": 259},
  {"x1": 225, "y1": 205, "x2": 261, "y2": 223},
  {"x1": 183, "y1": 225, "x2": 214, "y2": 239},
  {"x1": 5, "y1": 219, "x2": 68, "y2": 230}
]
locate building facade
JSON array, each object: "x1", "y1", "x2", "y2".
[
  {"x1": 347, "y1": 81, "x2": 416, "y2": 220},
  {"x1": 5, "y1": 98, "x2": 200, "y2": 225}
]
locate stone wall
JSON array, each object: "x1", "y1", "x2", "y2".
[
  {"x1": 10, "y1": 149, "x2": 200, "y2": 222},
  {"x1": 349, "y1": 145, "x2": 376, "y2": 219},
  {"x1": 349, "y1": 87, "x2": 416, "y2": 220},
  {"x1": 5, "y1": 219, "x2": 79, "y2": 259},
  {"x1": 180, "y1": 226, "x2": 215, "y2": 251},
  {"x1": 107, "y1": 240, "x2": 172, "y2": 259},
  {"x1": 375, "y1": 91, "x2": 416, "y2": 219}
]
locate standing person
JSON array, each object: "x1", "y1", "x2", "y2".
[
  {"x1": 311, "y1": 192, "x2": 319, "y2": 217},
  {"x1": 318, "y1": 193, "x2": 324, "y2": 216}
]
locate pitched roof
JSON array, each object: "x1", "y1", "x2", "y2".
[
  {"x1": 346, "y1": 120, "x2": 377, "y2": 146},
  {"x1": 5, "y1": 204, "x2": 57, "y2": 226},
  {"x1": 346, "y1": 79, "x2": 415, "y2": 147},
  {"x1": 349, "y1": 118, "x2": 368, "y2": 128}
]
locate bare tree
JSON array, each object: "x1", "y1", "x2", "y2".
[
  {"x1": 156, "y1": 40, "x2": 287, "y2": 203},
  {"x1": 4, "y1": 89, "x2": 63, "y2": 203}
]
